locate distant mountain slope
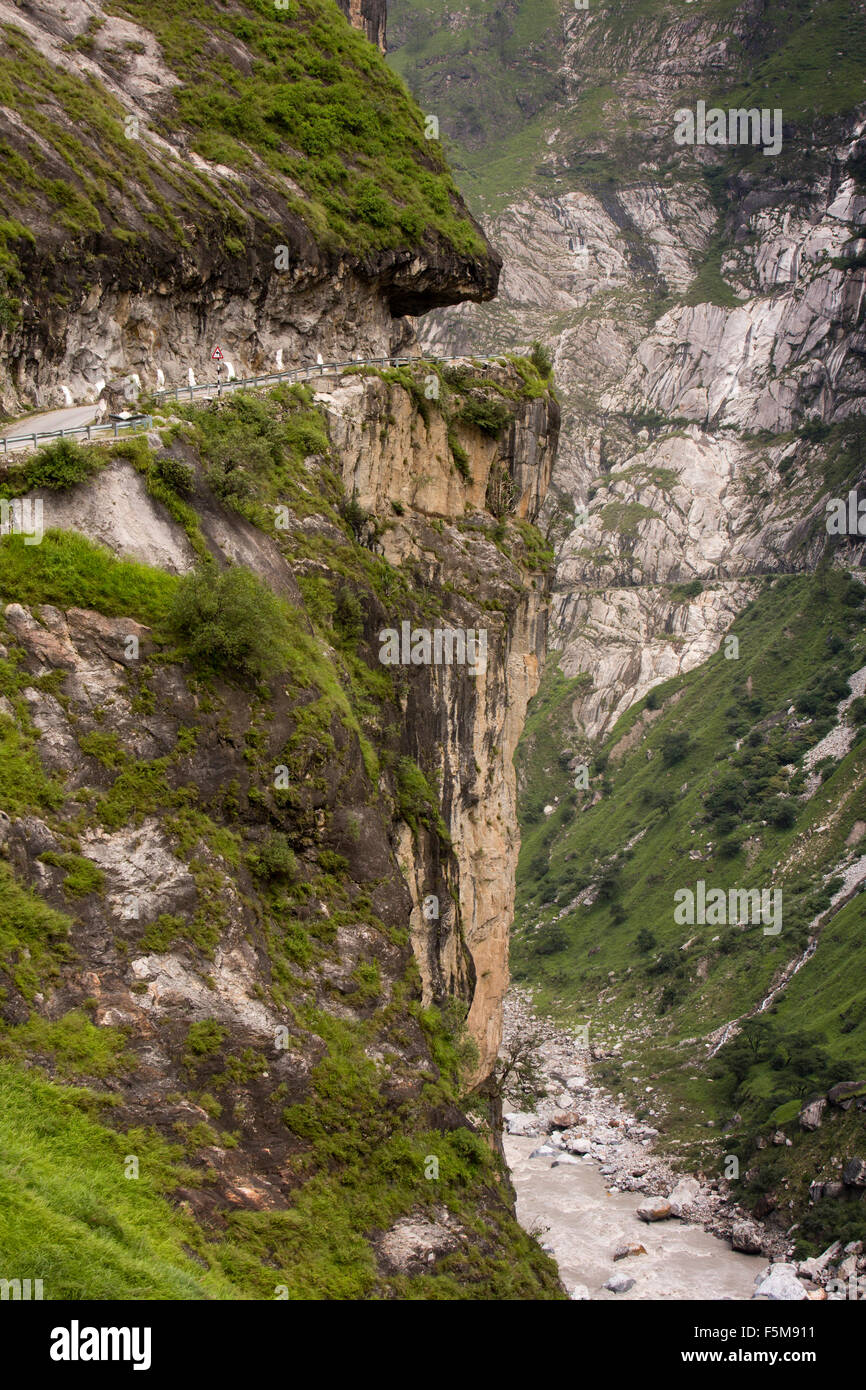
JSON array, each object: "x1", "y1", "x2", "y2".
[
  {"x1": 389, "y1": 0, "x2": 866, "y2": 1257},
  {"x1": 513, "y1": 565, "x2": 866, "y2": 1251},
  {"x1": 389, "y1": 0, "x2": 866, "y2": 215}
]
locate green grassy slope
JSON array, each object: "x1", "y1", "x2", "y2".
[
  {"x1": 0, "y1": 0, "x2": 488, "y2": 329},
  {"x1": 388, "y1": 0, "x2": 866, "y2": 214},
  {"x1": 513, "y1": 568, "x2": 866, "y2": 1248},
  {"x1": 0, "y1": 371, "x2": 563, "y2": 1299}
]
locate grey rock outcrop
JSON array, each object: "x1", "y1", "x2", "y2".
[
  {"x1": 753, "y1": 1264, "x2": 808, "y2": 1301},
  {"x1": 799, "y1": 1096, "x2": 827, "y2": 1131}
]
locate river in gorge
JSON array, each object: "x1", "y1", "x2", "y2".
[
  {"x1": 506, "y1": 1134, "x2": 764, "y2": 1300},
  {"x1": 501, "y1": 989, "x2": 770, "y2": 1300}
]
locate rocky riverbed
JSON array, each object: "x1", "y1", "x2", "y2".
[{"x1": 500, "y1": 990, "x2": 864, "y2": 1300}]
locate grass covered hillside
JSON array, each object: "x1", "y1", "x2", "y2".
[
  {"x1": 514, "y1": 566, "x2": 866, "y2": 1252},
  {"x1": 0, "y1": 362, "x2": 562, "y2": 1299},
  {"x1": 389, "y1": 0, "x2": 866, "y2": 215},
  {"x1": 0, "y1": 0, "x2": 492, "y2": 341}
]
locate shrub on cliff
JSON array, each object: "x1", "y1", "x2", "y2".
[
  {"x1": 2, "y1": 437, "x2": 100, "y2": 496},
  {"x1": 150, "y1": 454, "x2": 195, "y2": 498},
  {"x1": 457, "y1": 397, "x2": 512, "y2": 438},
  {"x1": 248, "y1": 832, "x2": 299, "y2": 883},
  {"x1": 393, "y1": 756, "x2": 451, "y2": 847},
  {"x1": 167, "y1": 564, "x2": 294, "y2": 684},
  {"x1": 529, "y1": 341, "x2": 553, "y2": 379}
]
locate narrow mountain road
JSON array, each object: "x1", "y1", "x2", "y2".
[
  {"x1": 0, "y1": 353, "x2": 495, "y2": 452},
  {"x1": 2, "y1": 405, "x2": 99, "y2": 452}
]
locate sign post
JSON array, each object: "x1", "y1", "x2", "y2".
[{"x1": 212, "y1": 345, "x2": 224, "y2": 396}]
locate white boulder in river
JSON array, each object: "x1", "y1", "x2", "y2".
[
  {"x1": 505, "y1": 1112, "x2": 540, "y2": 1137},
  {"x1": 753, "y1": 1264, "x2": 808, "y2": 1301},
  {"x1": 668, "y1": 1176, "x2": 701, "y2": 1217},
  {"x1": 604, "y1": 1273, "x2": 636, "y2": 1294}
]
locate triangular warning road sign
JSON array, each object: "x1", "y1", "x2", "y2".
[{"x1": 211, "y1": 345, "x2": 224, "y2": 361}]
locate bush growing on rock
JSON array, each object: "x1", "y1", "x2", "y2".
[
  {"x1": 168, "y1": 564, "x2": 295, "y2": 684},
  {"x1": 248, "y1": 832, "x2": 299, "y2": 883},
  {"x1": 206, "y1": 451, "x2": 255, "y2": 502},
  {"x1": 457, "y1": 397, "x2": 512, "y2": 438},
  {"x1": 529, "y1": 341, "x2": 553, "y2": 380},
  {"x1": 333, "y1": 586, "x2": 364, "y2": 646},
  {"x1": 3, "y1": 436, "x2": 100, "y2": 494},
  {"x1": 151, "y1": 454, "x2": 195, "y2": 498}
]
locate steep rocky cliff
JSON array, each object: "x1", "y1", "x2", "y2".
[
  {"x1": 0, "y1": 0, "x2": 563, "y2": 1300},
  {"x1": 336, "y1": 0, "x2": 386, "y2": 52},
  {"x1": 0, "y1": 354, "x2": 561, "y2": 1298},
  {"x1": 0, "y1": 0, "x2": 498, "y2": 413},
  {"x1": 390, "y1": 0, "x2": 866, "y2": 1256},
  {"x1": 322, "y1": 363, "x2": 558, "y2": 1077}
]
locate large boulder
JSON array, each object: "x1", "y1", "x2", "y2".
[
  {"x1": 101, "y1": 376, "x2": 140, "y2": 412},
  {"x1": 613, "y1": 1242, "x2": 647, "y2": 1261},
  {"x1": 668, "y1": 1176, "x2": 701, "y2": 1217},
  {"x1": 504, "y1": 1112, "x2": 540, "y2": 1137},
  {"x1": 843, "y1": 1157, "x2": 866, "y2": 1187},
  {"x1": 378, "y1": 1215, "x2": 460, "y2": 1274},
  {"x1": 753, "y1": 1264, "x2": 808, "y2": 1301},
  {"x1": 828, "y1": 1080, "x2": 866, "y2": 1109},
  {"x1": 732, "y1": 1220, "x2": 764, "y2": 1254},
  {"x1": 604, "y1": 1272, "x2": 635, "y2": 1294},
  {"x1": 799, "y1": 1095, "x2": 827, "y2": 1131},
  {"x1": 636, "y1": 1197, "x2": 672, "y2": 1222}
]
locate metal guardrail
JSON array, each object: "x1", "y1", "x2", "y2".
[
  {"x1": 1, "y1": 415, "x2": 153, "y2": 454},
  {"x1": 0, "y1": 352, "x2": 501, "y2": 451},
  {"x1": 152, "y1": 354, "x2": 495, "y2": 404}
]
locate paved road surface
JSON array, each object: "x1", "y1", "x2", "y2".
[{"x1": 2, "y1": 405, "x2": 99, "y2": 451}]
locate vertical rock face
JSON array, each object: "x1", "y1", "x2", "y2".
[
  {"x1": 318, "y1": 363, "x2": 559, "y2": 1078},
  {"x1": 336, "y1": 0, "x2": 387, "y2": 52},
  {"x1": 391, "y1": 0, "x2": 866, "y2": 741}
]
